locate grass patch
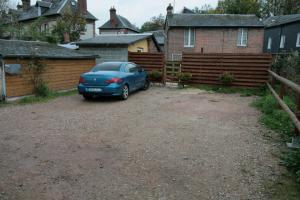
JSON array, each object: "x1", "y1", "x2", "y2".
[
  {"x1": 0, "y1": 90, "x2": 78, "y2": 106},
  {"x1": 18, "y1": 90, "x2": 77, "y2": 105},
  {"x1": 252, "y1": 92, "x2": 300, "y2": 196},
  {"x1": 187, "y1": 84, "x2": 267, "y2": 96}
]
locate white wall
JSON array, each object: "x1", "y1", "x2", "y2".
[{"x1": 81, "y1": 23, "x2": 94, "y2": 40}]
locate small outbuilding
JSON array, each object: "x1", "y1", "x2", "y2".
[
  {"x1": 0, "y1": 39, "x2": 97, "y2": 98},
  {"x1": 76, "y1": 33, "x2": 161, "y2": 63}
]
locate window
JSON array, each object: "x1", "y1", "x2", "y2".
[
  {"x1": 184, "y1": 28, "x2": 195, "y2": 47},
  {"x1": 91, "y1": 63, "x2": 122, "y2": 72},
  {"x1": 137, "y1": 47, "x2": 144, "y2": 52},
  {"x1": 280, "y1": 35, "x2": 286, "y2": 48},
  {"x1": 267, "y1": 37, "x2": 272, "y2": 50},
  {"x1": 297, "y1": 33, "x2": 300, "y2": 47},
  {"x1": 126, "y1": 64, "x2": 137, "y2": 73},
  {"x1": 237, "y1": 28, "x2": 248, "y2": 47}
]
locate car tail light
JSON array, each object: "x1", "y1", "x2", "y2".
[
  {"x1": 105, "y1": 78, "x2": 123, "y2": 84},
  {"x1": 79, "y1": 76, "x2": 85, "y2": 84}
]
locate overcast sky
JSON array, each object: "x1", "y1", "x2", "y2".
[{"x1": 13, "y1": 0, "x2": 219, "y2": 28}]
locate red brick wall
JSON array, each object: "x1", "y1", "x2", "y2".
[
  {"x1": 148, "y1": 38, "x2": 160, "y2": 53},
  {"x1": 166, "y1": 28, "x2": 264, "y2": 60}
]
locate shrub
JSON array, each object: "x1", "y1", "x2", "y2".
[
  {"x1": 219, "y1": 71, "x2": 235, "y2": 85},
  {"x1": 149, "y1": 70, "x2": 162, "y2": 82},
  {"x1": 282, "y1": 149, "x2": 300, "y2": 183},
  {"x1": 35, "y1": 82, "x2": 51, "y2": 97},
  {"x1": 177, "y1": 72, "x2": 192, "y2": 88}
]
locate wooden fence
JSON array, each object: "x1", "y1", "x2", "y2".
[
  {"x1": 268, "y1": 70, "x2": 300, "y2": 148},
  {"x1": 181, "y1": 53, "x2": 273, "y2": 87},
  {"x1": 128, "y1": 52, "x2": 165, "y2": 82}
]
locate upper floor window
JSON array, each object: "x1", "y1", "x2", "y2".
[
  {"x1": 280, "y1": 35, "x2": 286, "y2": 48},
  {"x1": 237, "y1": 28, "x2": 248, "y2": 47},
  {"x1": 297, "y1": 33, "x2": 300, "y2": 47},
  {"x1": 184, "y1": 28, "x2": 195, "y2": 47},
  {"x1": 267, "y1": 37, "x2": 272, "y2": 50}
]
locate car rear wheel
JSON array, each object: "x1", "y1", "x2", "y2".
[
  {"x1": 142, "y1": 79, "x2": 150, "y2": 90},
  {"x1": 83, "y1": 94, "x2": 93, "y2": 101},
  {"x1": 121, "y1": 85, "x2": 129, "y2": 100}
]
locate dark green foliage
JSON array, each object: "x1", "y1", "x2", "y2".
[
  {"x1": 216, "y1": 0, "x2": 262, "y2": 17},
  {"x1": 52, "y1": 7, "x2": 86, "y2": 43},
  {"x1": 177, "y1": 72, "x2": 192, "y2": 88},
  {"x1": 35, "y1": 82, "x2": 51, "y2": 97},
  {"x1": 219, "y1": 71, "x2": 235, "y2": 85},
  {"x1": 282, "y1": 149, "x2": 300, "y2": 182},
  {"x1": 272, "y1": 52, "x2": 300, "y2": 84},
  {"x1": 149, "y1": 70, "x2": 162, "y2": 81},
  {"x1": 140, "y1": 14, "x2": 164, "y2": 32}
]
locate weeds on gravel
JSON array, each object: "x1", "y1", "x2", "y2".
[
  {"x1": 187, "y1": 84, "x2": 267, "y2": 96},
  {"x1": 18, "y1": 90, "x2": 77, "y2": 105},
  {"x1": 252, "y1": 92, "x2": 300, "y2": 197}
]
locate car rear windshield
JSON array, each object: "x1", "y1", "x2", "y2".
[{"x1": 91, "y1": 63, "x2": 122, "y2": 72}]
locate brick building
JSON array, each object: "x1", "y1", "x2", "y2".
[{"x1": 164, "y1": 4, "x2": 265, "y2": 61}]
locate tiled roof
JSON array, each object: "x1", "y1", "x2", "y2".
[
  {"x1": 98, "y1": 15, "x2": 140, "y2": 33},
  {"x1": 17, "y1": 0, "x2": 97, "y2": 22},
  {"x1": 166, "y1": 14, "x2": 264, "y2": 28},
  {"x1": 0, "y1": 39, "x2": 98, "y2": 59},
  {"x1": 263, "y1": 14, "x2": 300, "y2": 28},
  {"x1": 146, "y1": 30, "x2": 165, "y2": 45},
  {"x1": 75, "y1": 34, "x2": 152, "y2": 46}
]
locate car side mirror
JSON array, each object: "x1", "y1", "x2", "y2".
[{"x1": 138, "y1": 68, "x2": 144, "y2": 73}]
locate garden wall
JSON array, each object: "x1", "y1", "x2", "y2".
[{"x1": 4, "y1": 58, "x2": 95, "y2": 97}]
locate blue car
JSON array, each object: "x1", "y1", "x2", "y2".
[{"x1": 78, "y1": 62, "x2": 150, "y2": 100}]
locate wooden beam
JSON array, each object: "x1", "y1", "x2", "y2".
[
  {"x1": 267, "y1": 83, "x2": 300, "y2": 132},
  {"x1": 268, "y1": 70, "x2": 300, "y2": 94}
]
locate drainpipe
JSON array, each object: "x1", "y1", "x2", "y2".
[{"x1": 0, "y1": 54, "x2": 6, "y2": 101}]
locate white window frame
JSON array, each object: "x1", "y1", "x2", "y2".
[
  {"x1": 184, "y1": 28, "x2": 195, "y2": 48},
  {"x1": 267, "y1": 37, "x2": 272, "y2": 50},
  {"x1": 280, "y1": 35, "x2": 286, "y2": 48},
  {"x1": 296, "y1": 33, "x2": 300, "y2": 47},
  {"x1": 237, "y1": 28, "x2": 248, "y2": 47},
  {"x1": 137, "y1": 47, "x2": 144, "y2": 52}
]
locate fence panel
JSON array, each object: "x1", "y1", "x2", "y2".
[
  {"x1": 181, "y1": 53, "x2": 273, "y2": 87},
  {"x1": 128, "y1": 52, "x2": 164, "y2": 72}
]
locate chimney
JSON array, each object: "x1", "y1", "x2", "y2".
[
  {"x1": 167, "y1": 3, "x2": 173, "y2": 16},
  {"x1": 77, "y1": 0, "x2": 87, "y2": 15},
  {"x1": 110, "y1": 7, "x2": 117, "y2": 28},
  {"x1": 21, "y1": 0, "x2": 31, "y2": 10},
  {"x1": 17, "y1": 3, "x2": 22, "y2": 10}
]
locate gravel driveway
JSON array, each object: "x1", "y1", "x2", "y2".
[{"x1": 0, "y1": 87, "x2": 281, "y2": 200}]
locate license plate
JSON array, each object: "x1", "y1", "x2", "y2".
[{"x1": 86, "y1": 88, "x2": 102, "y2": 92}]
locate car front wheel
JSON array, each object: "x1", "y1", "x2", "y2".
[
  {"x1": 121, "y1": 85, "x2": 129, "y2": 100},
  {"x1": 142, "y1": 79, "x2": 150, "y2": 90}
]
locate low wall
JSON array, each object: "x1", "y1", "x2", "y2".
[{"x1": 4, "y1": 58, "x2": 95, "y2": 97}]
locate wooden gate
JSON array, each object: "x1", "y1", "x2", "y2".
[{"x1": 165, "y1": 61, "x2": 181, "y2": 82}]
